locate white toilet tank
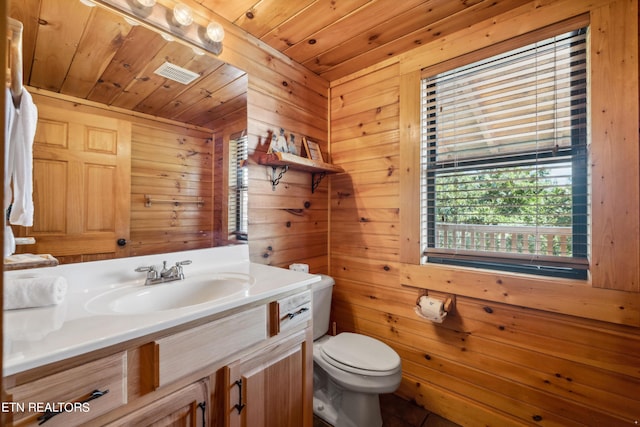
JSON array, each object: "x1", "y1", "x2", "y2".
[{"x1": 312, "y1": 274, "x2": 334, "y2": 340}]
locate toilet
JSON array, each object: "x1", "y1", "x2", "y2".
[{"x1": 312, "y1": 275, "x2": 402, "y2": 427}]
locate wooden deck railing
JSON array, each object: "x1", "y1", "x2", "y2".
[{"x1": 435, "y1": 223, "x2": 573, "y2": 256}]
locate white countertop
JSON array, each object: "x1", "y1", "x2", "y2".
[{"x1": 3, "y1": 245, "x2": 320, "y2": 376}]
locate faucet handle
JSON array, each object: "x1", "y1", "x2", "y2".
[
  {"x1": 176, "y1": 260, "x2": 192, "y2": 266},
  {"x1": 135, "y1": 265, "x2": 159, "y2": 280}
]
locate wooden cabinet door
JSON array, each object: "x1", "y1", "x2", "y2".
[
  {"x1": 14, "y1": 99, "x2": 131, "y2": 263},
  {"x1": 224, "y1": 330, "x2": 311, "y2": 427},
  {"x1": 106, "y1": 380, "x2": 208, "y2": 427}
]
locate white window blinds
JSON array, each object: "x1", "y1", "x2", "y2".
[
  {"x1": 228, "y1": 133, "x2": 248, "y2": 241},
  {"x1": 420, "y1": 27, "x2": 589, "y2": 279}
]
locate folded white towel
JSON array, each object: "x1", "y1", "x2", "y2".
[{"x1": 4, "y1": 276, "x2": 68, "y2": 310}]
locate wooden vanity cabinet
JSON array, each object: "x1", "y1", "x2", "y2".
[
  {"x1": 4, "y1": 287, "x2": 313, "y2": 427},
  {"x1": 103, "y1": 379, "x2": 209, "y2": 427}
]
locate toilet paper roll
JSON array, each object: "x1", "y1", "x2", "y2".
[
  {"x1": 415, "y1": 296, "x2": 447, "y2": 323},
  {"x1": 289, "y1": 263, "x2": 309, "y2": 273}
]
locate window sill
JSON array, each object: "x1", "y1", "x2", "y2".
[{"x1": 400, "y1": 262, "x2": 639, "y2": 327}]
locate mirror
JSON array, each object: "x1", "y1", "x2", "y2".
[{"x1": 7, "y1": 0, "x2": 248, "y2": 265}]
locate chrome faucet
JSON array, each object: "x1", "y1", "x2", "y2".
[{"x1": 135, "y1": 260, "x2": 192, "y2": 286}]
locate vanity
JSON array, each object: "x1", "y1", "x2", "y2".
[{"x1": 3, "y1": 245, "x2": 317, "y2": 426}]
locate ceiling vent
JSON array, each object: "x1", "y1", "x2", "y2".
[{"x1": 153, "y1": 62, "x2": 200, "y2": 84}]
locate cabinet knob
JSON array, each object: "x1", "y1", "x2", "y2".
[{"x1": 117, "y1": 238, "x2": 127, "y2": 247}]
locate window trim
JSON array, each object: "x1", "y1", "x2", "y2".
[
  {"x1": 419, "y1": 27, "x2": 589, "y2": 279},
  {"x1": 397, "y1": 6, "x2": 640, "y2": 326},
  {"x1": 401, "y1": 16, "x2": 592, "y2": 267}
]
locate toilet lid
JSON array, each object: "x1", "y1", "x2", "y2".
[{"x1": 321, "y1": 333, "x2": 400, "y2": 373}]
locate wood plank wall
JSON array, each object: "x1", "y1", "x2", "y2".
[
  {"x1": 186, "y1": 4, "x2": 332, "y2": 272},
  {"x1": 244, "y1": 63, "x2": 330, "y2": 273},
  {"x1": 328, "y1": 0, "x2": 640, "y2": 425},
  {"x1": 5, "y1": 2, "x2": 330, "y2": 269},
  {"x1": 22, "y1": 93, "x2": 219, "y2": 260},
  {"x1": 129, "y1": 123, "x2": 215, "y2": 256}
]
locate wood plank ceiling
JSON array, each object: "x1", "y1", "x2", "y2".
[
  {"x1": 200, "y1": 0, "x2": 533, "y2": 81},
  {"x1": 9, "y1": 0, "x2": 533, "y2": 129},
  {"x1": 10, "y1": 0, "x2": 248, "y2": 130}
]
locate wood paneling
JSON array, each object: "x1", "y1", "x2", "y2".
[
  {"x1": 590, "y1": 0, "x2": 640, "y2": 291},
  {"x1": 9, "y1": 0, "x2": 330, "y2": 270},
  {"x1": 329, "y1": 0, "x2": 640, "y2": 424},
  {"x1": 10, "y1": 0, "x2": 247, "y2": 130},
  {"x1": 130, "y1": 123, "x2": 215, "y2": 256},
  {"x1": 196, "y1": 0, "x2": 533, "y2": 81}
]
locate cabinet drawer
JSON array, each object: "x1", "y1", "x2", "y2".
[
  {"x1": 7, "y1": 352, "x2": 127, "y2": 427},
  {"x1": 277, "y1": 290, "x2": 312, "y2": 334},
  {"x1": 156, "y1": 305, "x2": 267, "y2": 387}
]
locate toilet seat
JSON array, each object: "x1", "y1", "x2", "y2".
[{"x1": 321, "y1": 333, "x2": 400, "y2": 376}]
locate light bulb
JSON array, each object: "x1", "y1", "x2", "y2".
[
  {"x1": 206, "y1": 22, "x2": 224, "y2": 42},
  {"x1": 161, "y1": 33, "x2": 175, "y2": 42},
  {"x1": 192, "y1": 47, "x2": 205, "y2": 56},
  {"x1": 79, "y1": 0, "x2": 96, "y2": 7},
  {"x1": 173, "y1": 3, "x2": 193, "y2": 26},
  {"x1": 134, "y1": 0, "x2": 156, "y2": 7},
  {"x1": 124, "y1": 16, "x2": 139, "y2": 26}
]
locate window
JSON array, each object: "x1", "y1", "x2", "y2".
[
  {"x1": 229, "y1": 132, "x2": 248, "y2": 241},
  {"x1": 420, "y1": 28, "x2": 589, "y2": 279}
]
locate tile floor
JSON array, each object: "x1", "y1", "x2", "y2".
[{"x1": 313, "y1": 393, "x2": 462, "y2": 427}]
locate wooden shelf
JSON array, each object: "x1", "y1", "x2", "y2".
[
  {"x1": 258, "y1": 152, "x2": 344, "y2": 192},
  {"x1": 258, "y1": 152, "x2": 344, "y2": 174}
]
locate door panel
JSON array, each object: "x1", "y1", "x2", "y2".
[{"x1": 13, "y1": 100, "x2": 131, "y2": 262}]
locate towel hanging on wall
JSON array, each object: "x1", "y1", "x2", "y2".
[
  {"x1": 5, "y1": 17, "x2": 37, "y2": 229},
  {"x1": 4, "y1": 87, "x2": 38, "y2": 227}
]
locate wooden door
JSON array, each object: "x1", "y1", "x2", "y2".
[
  {"x1": 13, "y1": 100, "x2": 131, "y2": 263},
  {"x1": 105, "y1": 380, "x2": 208, "y2": 427},
  {"x1": 224, "y1": 331, "x2": 309, "y2": 427}
]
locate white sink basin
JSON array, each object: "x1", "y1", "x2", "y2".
[{"x1": 85, "y1": 273, "x2": 253, "y2": 314}]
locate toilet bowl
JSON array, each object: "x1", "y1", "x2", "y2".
[{"x1": 312, "y1": 275, "x2": 402, "y2": 427}]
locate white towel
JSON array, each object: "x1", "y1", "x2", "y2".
[
  {"x1": 4, "y1": 88, "x2": 16, "y2": 214},
  {"x1": 4, "y1": 225, "x2": 16, "y2": 257},
  {"x1": 5, "y1": 87, "x2": 37, "y2": 227},
  {"x1": 4, "y1": 276, "x2": 67, "y2": 310}
]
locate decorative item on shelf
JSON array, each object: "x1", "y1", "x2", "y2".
[
  {"x1": 268, "y1": 128, "x2": 288, "y2": 154},
  {"x1": 287, "y1": 133, "x2": 298, "y2": 156},
  {"x1": 302, "y1": 137, "x2": 324, "y2": 162},
  {"x1": 258, "y1": 131, "x2": 344, "y2": 193}
]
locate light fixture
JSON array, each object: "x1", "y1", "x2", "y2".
[
  {"x1": 100, "y1": 0, "x2": 223, "y2": 55},
  {"x1": 124, "y1": 16, "x2": 139, "y2": 26},
  {"x1": 134, "y1": 0, "x2": 156, "y2": 7},
  {"x1": 79, "y1": 0, "x2": 96, "y2": 7},
  {"x1": 192, "y1": 47, "x2": 205, "y2": 56},
  {"x1": 206, "y1": 22, "x2": 224, "y2": 43},
  {"x1": 173, "y1": 3, "x2": 193, "y2": 27},
  {"x1": 161, "y1": 32, "x2": 175, "y2": 42}
]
